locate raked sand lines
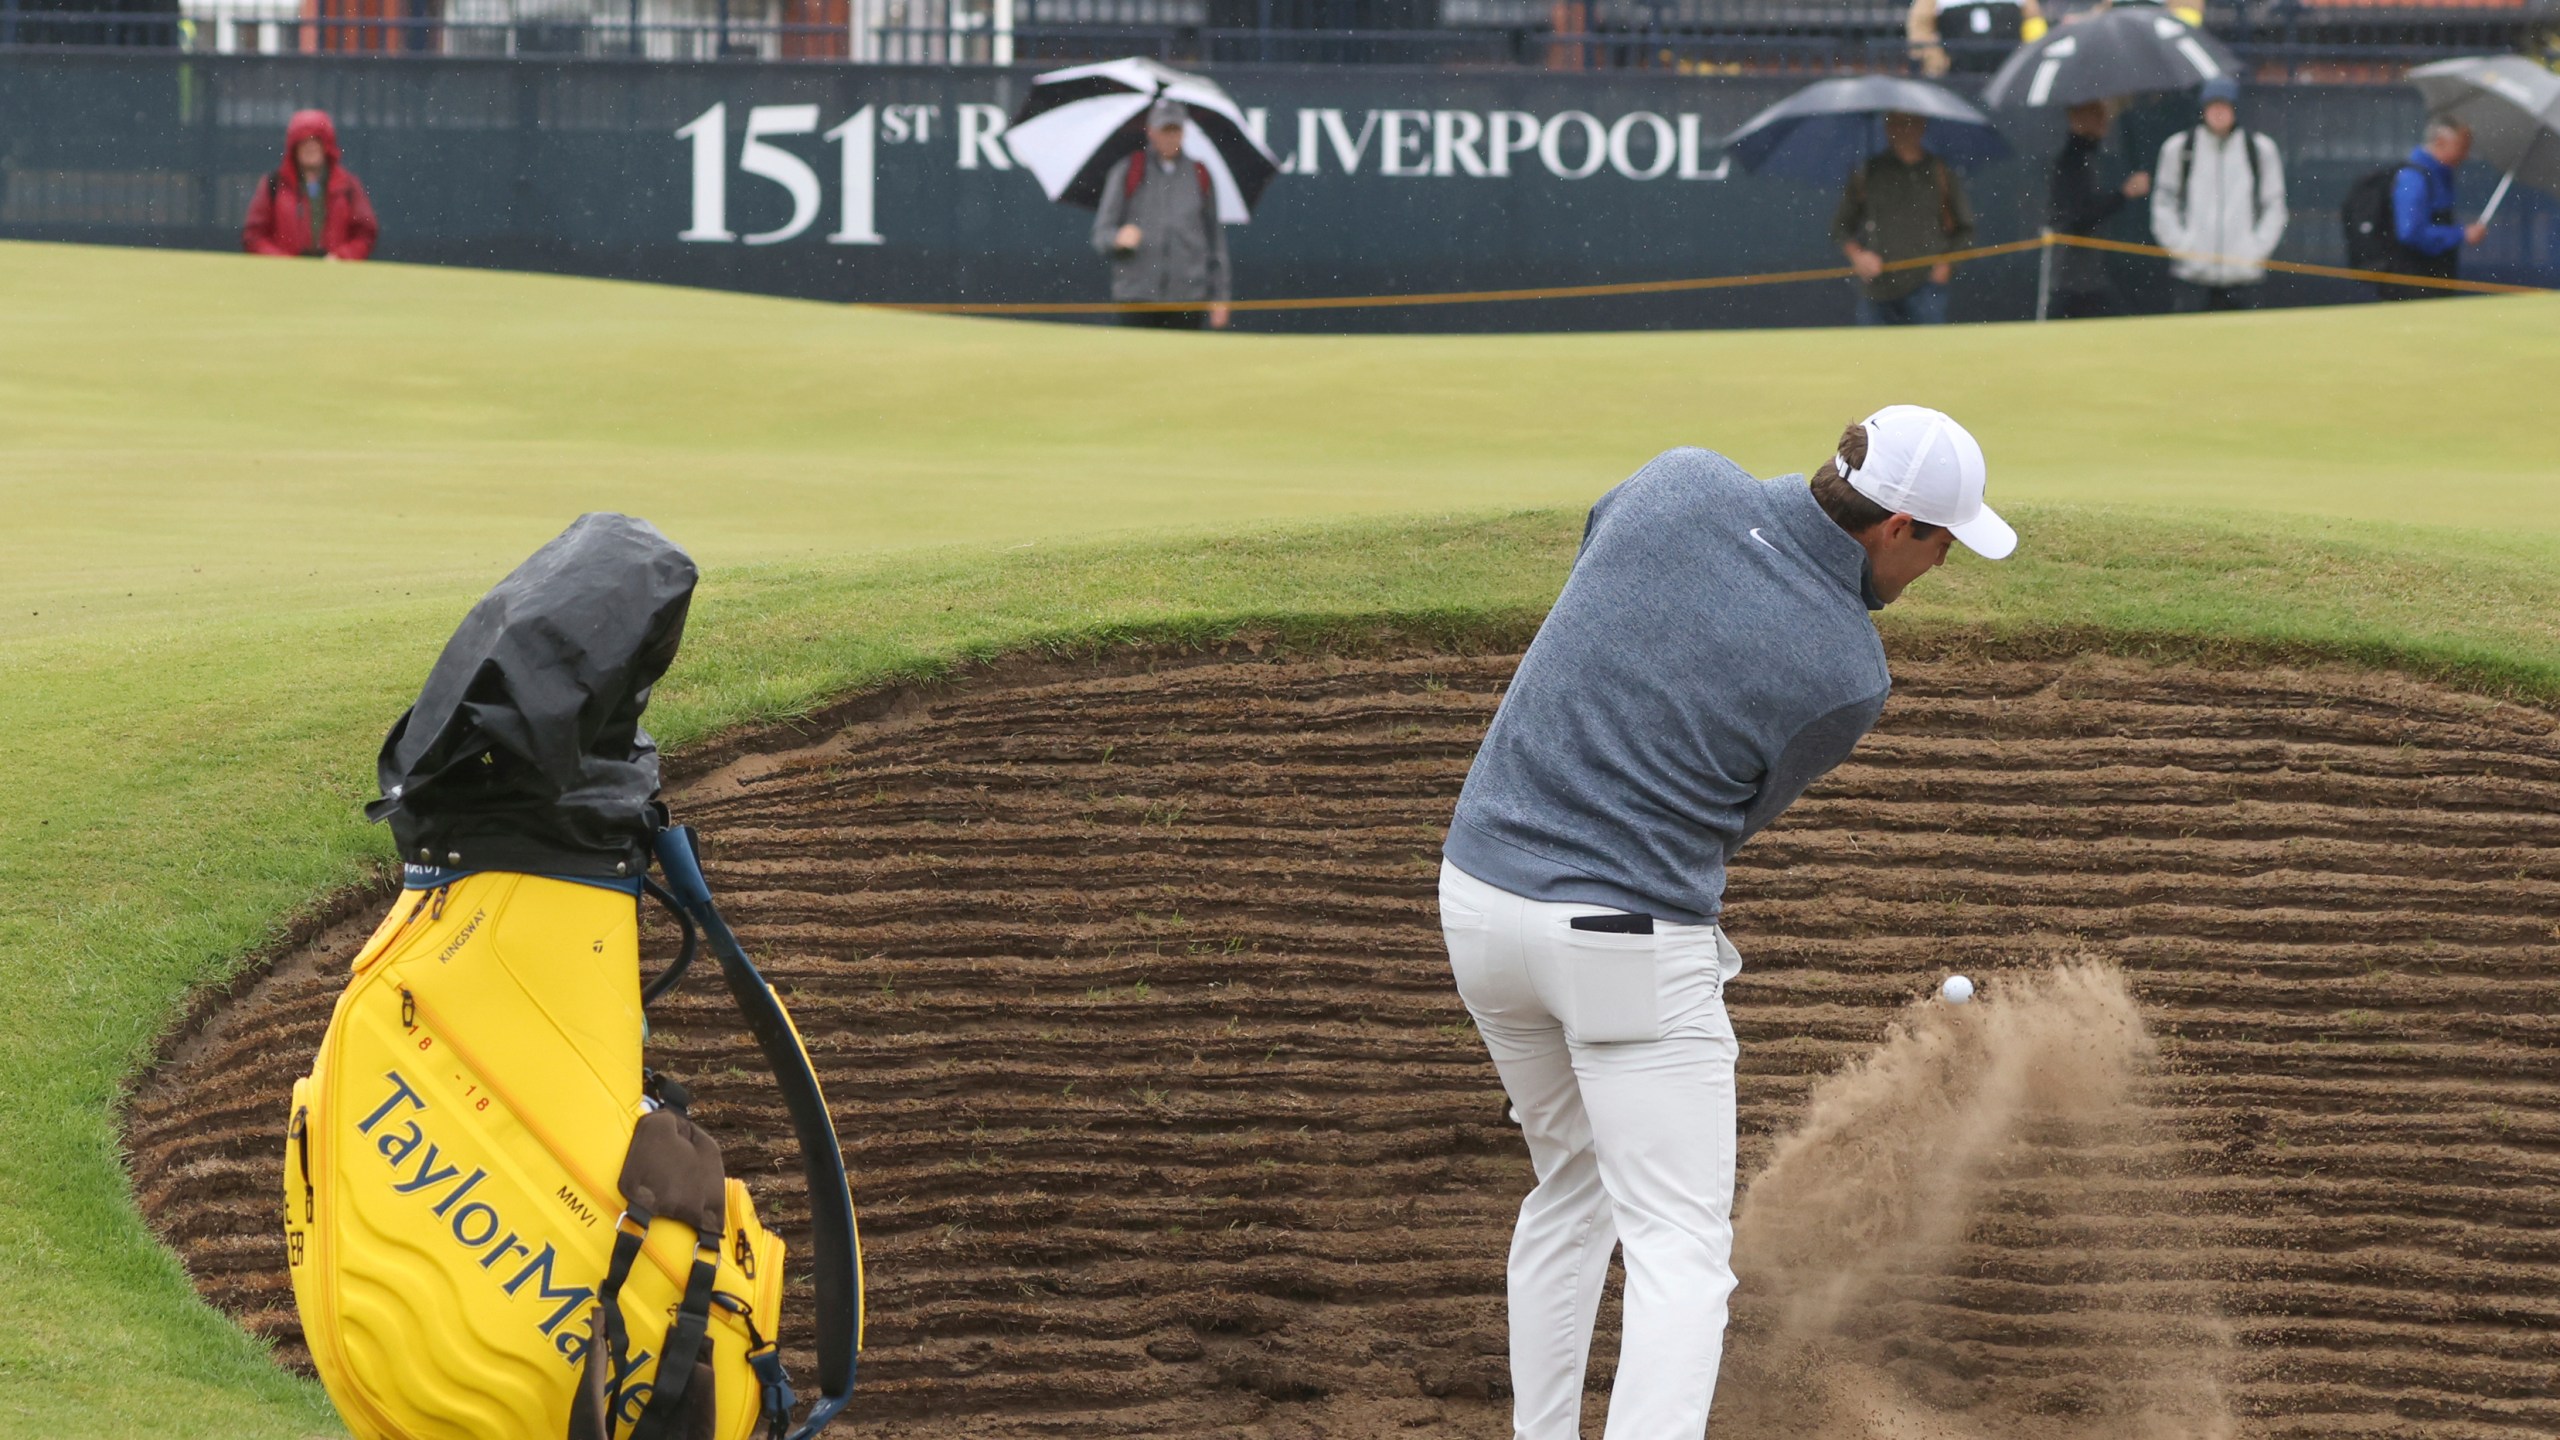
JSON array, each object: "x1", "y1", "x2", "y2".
[{"x1": 128, "y1": 650, "x2": 2560, "y2": 1438}]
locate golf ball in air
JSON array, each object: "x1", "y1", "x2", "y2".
[{"x1": 1941, "y1": 974, "x2": 1975, "y2": 1005}]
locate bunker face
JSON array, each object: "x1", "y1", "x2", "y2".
[{"x1": 130, "y1": 650, "x2": 2560, "y2": 1437}]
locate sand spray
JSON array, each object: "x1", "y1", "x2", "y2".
[{"x1": 1711, "y1": 959, "x2": 2236, "y2": 1440}]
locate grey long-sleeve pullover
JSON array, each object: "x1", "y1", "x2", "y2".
[{"x1": 1444, "y1": 448, "x2": 1891, "y2": 925}]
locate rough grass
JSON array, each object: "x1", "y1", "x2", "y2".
[{"x1": 0, "y1": 240, "x2": 2554, "y2": 1436}]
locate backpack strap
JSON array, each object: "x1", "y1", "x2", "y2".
[
  {"x1": 2177, "y1": 127, "x2": 2199, "y2": 226},
  {"x1": 2242, "y1": 128, "x2": 2263, "y2": 227},
  {"x1": 1932, "y1": 156, "x2": 1957, "y2": 236},
  {"x1": 655, "y1": 826, "x2": 863, "y2": 1440},
  {"x1": 1123, "y1": 153, "x2": 1213, "y2": 203}
]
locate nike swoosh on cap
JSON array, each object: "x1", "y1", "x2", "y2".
[{"x1": 1748, "y1": 528, "x2": 1780, "y2": 553}]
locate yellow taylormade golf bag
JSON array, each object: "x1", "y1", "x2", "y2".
[{"x1": 284, "y1": 516, "x2": 862, "y2": 1440}]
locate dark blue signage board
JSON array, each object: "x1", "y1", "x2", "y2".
[{"x1": 1, "y1": 53, "x2": 2545, "y2": 329}]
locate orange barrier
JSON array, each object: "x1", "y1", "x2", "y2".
[{"x1": 879, "y1": 229, "x2": 2550, "y2": 316}]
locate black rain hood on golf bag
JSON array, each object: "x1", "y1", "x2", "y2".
[{"x1": 365, "y1": 514, "x2": 697, "y2": 879}]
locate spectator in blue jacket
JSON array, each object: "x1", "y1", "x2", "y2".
[{"x1": 2382, "y1": 117, "x2": 2488, "y2": 299}]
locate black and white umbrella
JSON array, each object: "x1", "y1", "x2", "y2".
[
  {"x1": 1980, "y1": 5, "x2": 2238, "y2": 110},
  {"x1": 1001, "y1": 57, "x2": 1279, "y2": 225},
  {"x1": 1723, "y1": 75, "x2": 2013, "y2": 184},
  {"x1": 2410, "y1": 54, "x2": 2560, "y2": 225}
]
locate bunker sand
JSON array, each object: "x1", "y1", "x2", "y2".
[{"x1": 129, "y1": 649, "x2": 2560, "y2": 1437}]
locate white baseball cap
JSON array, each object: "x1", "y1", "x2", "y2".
[{"x1": 1838, "y1": 405, "x2": 2015, "y2": 560}]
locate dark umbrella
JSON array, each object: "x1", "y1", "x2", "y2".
[
  {"x1": 1980, "y1": 5, "x2": 2239, "y2": 110},
  {"x1": 1723, "y1": 75, "x2": 2013, "y2": 183},
  {"x1": 1001, "y1": 56, "x2": 1279, "y2": 225},
  {"x1": 2410, "y1": 54, "x2": 2560, "y2": 225}
]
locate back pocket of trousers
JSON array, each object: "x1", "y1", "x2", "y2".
[{"x1": 1561, "y1": 932, "x2": 1661, "y2": 1044}]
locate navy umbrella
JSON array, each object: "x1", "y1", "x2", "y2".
[{"x1": 1723, "y1": 75, "x2": 2013, "y2": 184}]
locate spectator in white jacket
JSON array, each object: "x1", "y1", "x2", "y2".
[{"x1": 2150, "y1": 78, "x2": 2288, "y2": 312}]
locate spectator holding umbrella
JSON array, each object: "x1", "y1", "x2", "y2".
[
  {"x1": 1832, "y1": 111, "x2": 1980, "y2": 326},
  {"x1": 242, "y1": 109, "x2": 377, "y2": 261},
  {"x1": 2382, "y1": 118, "x2": 2490, "y2": 299},
  {"x1": 1979, "y1": 5, "x2": 2235, "y2": 317},
  {"x1": 2379, "y1": 56, "x2": 2560, "y2": 296},
  {"x1": 1091, "y1": 99, "x2": 1232, "y2": 331},
  {"x1": 1006, "y1": 59, "x2": 1276, "y2": 327},
  {"x1": 2150, "y1": 77, "x2": 2287, "y2": 312},
  {"x1": 2048, "y1": 99, "x2": 2152, "y2": 318}
]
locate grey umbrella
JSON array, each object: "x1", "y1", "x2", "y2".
[
  {"x1": 1980, "y1": 5, "x2": 2239, "y2": 110},
  {"x1": 1722, "y1": 75, "x2": 2013, "y2": 184},
  {"x1": 2410, "y1": 55, "x2": 2560, "y2": 225}
]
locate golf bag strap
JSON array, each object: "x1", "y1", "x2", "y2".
[
  {"x1": 568, "y1": 1221, "x2": 651, "y2": 1440},
  {"x1": 714, "y1": 1294, "x2": 798, "y2": 1440},
  {"x1": 599, "y1": 1222, "x2": 648, "y2": 1356},
  {"x1": 747, "y1": 1343, "x2": 797, "y2": 1440},
  {"x1": 571, "y1": 1106, "x2": 730, "y2": 1440},
  {"x1": 628, "y1": 1242, "x2": 724, "y2": 1440},
  {"x1": 655, "y1": 825, "x2": 862, "y2": 1440},
  {"x1": 569, "y1": 1309, "x2": 610, "y2": 1440}
]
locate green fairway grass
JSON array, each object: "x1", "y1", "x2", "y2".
[{"x1": 1, "y1": 239, "x2": 2553, "y2": 1436}]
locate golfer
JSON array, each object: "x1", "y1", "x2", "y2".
[{"x1": 1439, "y1": 407, "x2": 2013, "y2": 1440}]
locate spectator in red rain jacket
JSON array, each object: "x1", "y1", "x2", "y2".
[{"x1": 243, "y1": 110, "x2": 378, "y2": 261}]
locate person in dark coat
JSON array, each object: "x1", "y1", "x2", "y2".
[
  {"x1": 243, "y1": 109, "x2": 379, "y2": 261},
  {"x1": 1832, "y1": 111, "x2": 1978, "y2": 326},
  {"x1": 1091, "y1": 99, "x2": 1232, "y2": 330},
  {"x1": 2046, "y1": 99, "x2": 2150, "y2": 319}
]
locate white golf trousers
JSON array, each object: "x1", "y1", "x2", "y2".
[{"x1": 1440, "y1": 860, "x2": 1742, "y2": 1440}]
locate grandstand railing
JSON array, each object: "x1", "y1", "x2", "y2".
[{"x1": 1, "y1": 0, "x2": 2545, "y2": 73}]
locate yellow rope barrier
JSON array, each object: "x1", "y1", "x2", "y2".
[
  {"x1": 2044, "y1": 233, "x2": 2548, "y2": 297},
  {"x1": 876, "y1": 230, "x2": 2551, "y2": 316},
  {"x1": 882, "y1": 238, "x2": 2050, "y2": 315}
]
